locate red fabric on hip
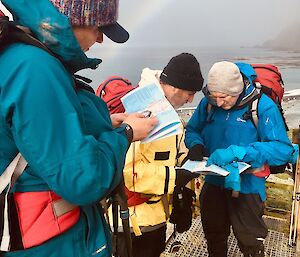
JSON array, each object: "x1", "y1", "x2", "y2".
[{"x1": 14, "y1": 191, "x2": 80, "y2": 249}]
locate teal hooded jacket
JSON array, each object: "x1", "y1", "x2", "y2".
[{"x1": 0, "y1": 0, "x2": 129, "y2": 256}]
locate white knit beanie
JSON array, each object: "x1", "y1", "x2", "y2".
[{"x1": 207, "y1": 61, "x2": 244, "y2": 96}]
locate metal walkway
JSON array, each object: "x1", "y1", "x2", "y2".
[{"x1": 161, "y1": 216, "x2": 296, "y2": 257}]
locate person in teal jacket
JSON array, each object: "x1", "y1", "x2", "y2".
[
  {"x1": 185, "y1": 61, "x2": 297, "y2": 257},
  {"x1": 0, "y1": 0, "x2": 157, "y2": 256}
]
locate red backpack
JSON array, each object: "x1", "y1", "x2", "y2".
[
  {"x1": 252, "y1": 64, "x2": 284, "y2": 104},
  {"x1": 250, "y1": 64, "x2": 288, "y2": 132},
  {"x1": 96, "y1": 76, "x2": 135, "y2": 114},
  {"x1": 250, "y1": 64, "x2": 289, "y2": 174},
  {"x1": 97, "y1": 76, "x2": 151, "y2": 206}
]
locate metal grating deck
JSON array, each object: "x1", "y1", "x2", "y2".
[{"x1": 161, "y1": 216, "x2": 296, "y2": 257}]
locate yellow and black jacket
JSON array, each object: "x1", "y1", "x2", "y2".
[
  {"x1": 123, "y1": 130, "x2": 186, "y2": 230},
  {"x1": 109, "y1": 68, "x2": 187, "y2": 233}
]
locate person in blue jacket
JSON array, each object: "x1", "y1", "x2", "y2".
[
  {"x1": 185, "y1": 61, "x2": 297, "y2": 257},
  {"x1": 0, "y1": 0, "x2": 157, "y2": 257}
]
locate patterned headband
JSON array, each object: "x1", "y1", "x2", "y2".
[{"x1": 50, "y1": 0, "x2": 119, "y2": 27}]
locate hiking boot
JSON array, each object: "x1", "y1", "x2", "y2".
[{"x1": 243, "y1": 246, "x2": 264, "y2": 257}]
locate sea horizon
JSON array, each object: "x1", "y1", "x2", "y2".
[{"x1": 80, "y1": 45, "x2": 300, "y2": 108}]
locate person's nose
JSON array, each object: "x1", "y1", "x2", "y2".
[{"x1": 216, "y1": 98, "x2": 224, "y2": 107}]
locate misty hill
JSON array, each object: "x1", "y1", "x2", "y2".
[{"x1": 261, "y1": 23, "x2": 300, "y2": 51}]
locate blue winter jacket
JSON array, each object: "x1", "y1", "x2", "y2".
[
  {"x1": 185, "y1": 63, "x2": 295, "y2": 201},
  {"x1": 0, "y1": 0, "x2": 129, "y2": 256}
]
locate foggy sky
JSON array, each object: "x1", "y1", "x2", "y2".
[
  {"x1": 117, "y1": 0, "x2": 300, "y2": 48},
  {"x1": 1, "y1": 0, "x2": 300, "y2": 48}
]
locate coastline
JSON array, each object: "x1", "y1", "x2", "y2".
[{"x1": 177, "y1": 89, "x2": 300, "y2": 130}]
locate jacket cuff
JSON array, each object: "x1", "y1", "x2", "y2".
[{"x1": 116, "y1": 123, "x2": 133, "y2": 144}]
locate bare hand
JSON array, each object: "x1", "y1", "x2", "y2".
[
  {"x1": 123, "y1": 113, "x2": 158, "y2": 141},
  {"x1": 110, "y1": 113, "x2": 128, "y2": 127}
]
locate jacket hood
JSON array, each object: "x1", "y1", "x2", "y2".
[
  {"x1": 233, "y1": 62, "x2": 259, "y2": 106},
  {"x1": 235, "y1": 62, "x2": 257, "y2": 97},
  {"x1": 2, "y1": 0, "x2": 102, "y2": 73},
  {"x1": 138, "y1": 68, "x2": 162, "y2": 88}
]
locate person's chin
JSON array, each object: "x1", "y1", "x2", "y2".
[
  {"x1": 173, "y1": 103, "x2": 181, "y2": 109},
  {"x1": 222, "y1": 105, "x2": 232, "y2": 110},
  {"x1": 178, "y1": 102, "x2": 189, "y2": 108}
]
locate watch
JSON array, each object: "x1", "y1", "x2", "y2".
[{"x1": 122, "y1": 123, "x2": 133, "y2": 143}]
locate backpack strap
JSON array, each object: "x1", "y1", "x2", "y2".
[
  {"x1": 73, "y1": 76, "x2": 95, "y2": 94},
  {"x1": 249, "y1": 95, "x2": 260, "y2": 128},
  {"x1": 0, "y1": 154, "x2": 79, "y2": 251},
  {"x1": 253, "y1": 83, "x2": 289, "y2": 131},
  {"x1": 98, "y1": 77, "x2": 132, "y2": 98},
  {"x1": 207, "y1": 103, "x2": 212, "y2": 113},
  {"x1": 0, "y1": 153, "x2": 27, "y2": 195},
  {"x1": 0, "y1": 153, "x2": 27, "y2": 251},
  {"x1": 206, "y1": 103, "x2": 216, "y2": 124}
]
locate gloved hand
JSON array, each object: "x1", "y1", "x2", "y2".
[
  {"x1": 207, "y1": 145, "x2": 247, "y2": 167},
  {"x1": 223, "y1": 163, "x2": 241, "y2": 194},
  {"x1": 175, "y1": 168, "x2": 199, "y2": 187},
  {"x1": 170, "y1": 186, "x2": 196, "y2": 233},
  {"x1": 184, "y1": 144, "x2": 209, "y2": 162}
]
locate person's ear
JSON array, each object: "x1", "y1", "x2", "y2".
[
  {"x1": 172, "y1": 86, "x2": 179, "y2": 94},
  {"x1": 96, "y1": 31, "x2": 103, "y2": 43}
]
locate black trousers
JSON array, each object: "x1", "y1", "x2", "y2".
[
  {"x1": 200, "y1": 183, "x2": 268, "y2": 257},
  {"x1": 115, "y1": 225, "x2": 167, "y2": 257}
]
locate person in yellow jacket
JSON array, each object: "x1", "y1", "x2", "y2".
[{"x1": 101, "y1": 53, "x2": 204, "y2": 257}]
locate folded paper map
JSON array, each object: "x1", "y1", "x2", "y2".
[
  {"x1": 182, "y1": 159, "x2": 251, "y2": 176},
  {"x1": 121, "y1": 83, "x2": 182, "y2": 143}
]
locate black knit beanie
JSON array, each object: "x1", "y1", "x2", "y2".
[{"x1": 160, "y1": 53, "x2": 204, "y2": 91}]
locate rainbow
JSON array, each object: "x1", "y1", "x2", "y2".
[{"x1": 91, "y1": 0, "x2": 174, "y2": 61}]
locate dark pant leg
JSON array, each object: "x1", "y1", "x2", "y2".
[
  {"x1": 114, "y1": 232, "x2": 129, "y2": 257},
  {"x1": 116, "y1": 225, "x2": 166, "y2": 257},
  {"x1": 200, "y1": 183, "x2": 230, "y2": 257},
  {"x1": 226, "y1": 192, "x2": 268, "y2": 256}
]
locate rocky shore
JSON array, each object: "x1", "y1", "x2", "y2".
[
  {"x1": 177, "y1": 89, "x2": 300, "y2": 130},
  {"x1": 283, "y1": 93, "x2": 300, "y2": 129}
]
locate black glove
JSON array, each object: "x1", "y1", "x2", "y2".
[
  {"x1": 186, "y1": 144, "x2": 209, "y2": 161},
  {"x1": 175, "y1": 168, "x2": 199, "y2": 187},
  {"x1": 170, "y1": 186, "x2": 196, "y2": 233}
]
